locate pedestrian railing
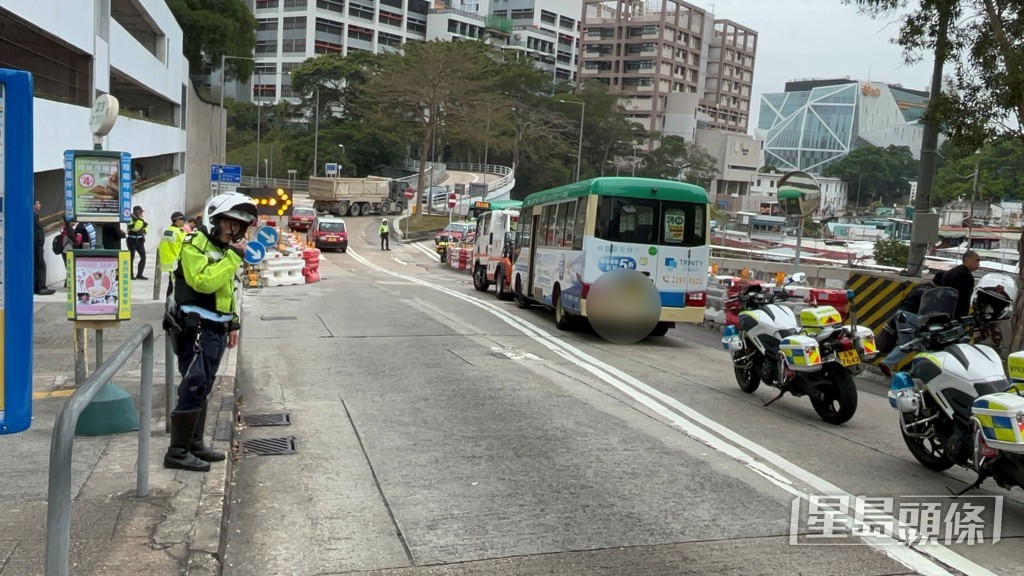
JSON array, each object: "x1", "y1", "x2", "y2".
[{"x1": 45, "y1": 324, "x2": 155, "y2": 576}]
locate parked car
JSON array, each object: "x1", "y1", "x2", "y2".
[
  {"x1": 310, "y1": 215, "x2": 348, "y2": 252},
  {"x1": 288, "y1": 207, "x2": 316, "y2": 232},
  {"x1": 434, "y1": 222, "x2": 474, "y2": 245}
]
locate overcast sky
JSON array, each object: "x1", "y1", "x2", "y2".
[{"x1": 705, "y1": 0, "x2": 934, "y2": 134}]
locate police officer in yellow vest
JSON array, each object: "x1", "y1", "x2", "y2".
[
  {"x1": 127, "y1": 205, "x2": 149, "y2": 280},
  {"x1": 379, "y1": 218, "x2": 390, "y2": 251},
  {"x1": 158, "y1": 211, "x2": 188, "y2": 295},
  {"x1": 163, "y1": 193, "x2": 255, "y2": 472}
]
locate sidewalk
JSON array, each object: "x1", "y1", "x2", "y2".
[{"x1": 1, "y1": 251, "x2": 238, "y2": 575}]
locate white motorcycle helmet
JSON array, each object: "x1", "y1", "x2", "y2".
[{"x1": 204, "y1": 192, "x2": 257, "y2": 241}]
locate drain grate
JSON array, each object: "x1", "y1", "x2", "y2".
[
  {"x1": 240, "y1": 436, "x2": 298, "y2": 456},
  {"x1": 239, "y1": 412, "x2": 291, "y2": 427}
]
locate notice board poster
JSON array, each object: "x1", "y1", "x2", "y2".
[
  {"x1": 63, "y1": 150, "x2": 133, "y2": 223},
  {"x1": 66, "y1": 250, "x2": 131, "y2": 321}
]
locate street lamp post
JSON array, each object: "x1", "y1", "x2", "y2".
[
  {"x1": 631, "y1": 143, "x2": 638, "y2": 177},
  {"x1": 312, "y1": 85, "x2": 320, "y2": 178},
  {"x1": 559, "y1": 99, "x2": 585, "y2": 182}
]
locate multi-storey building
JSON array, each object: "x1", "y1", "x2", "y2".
[
  {"x1": 757, "y1": 78, "x2": 931, "y2": 175},
  {"x1": 229, "y1": 0, "x2": 582, "y2": 104},
  {"x1": 577, "y1": 0, "x2": 756, "y2": 138},
  {"x1": 1, "y1": 0, "x2": 210, "y2": 288}
]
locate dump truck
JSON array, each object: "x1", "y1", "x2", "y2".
[{"x1": 308, "y1": 176, "x2": 408, "y2": 217}]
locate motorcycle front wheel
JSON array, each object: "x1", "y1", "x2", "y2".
[
  {"x1": 901, "y1": 429, "x2": 955, "y2": 471},
  {"x1": 809, "y1": 364, "x2": 858, "y2": 425}
]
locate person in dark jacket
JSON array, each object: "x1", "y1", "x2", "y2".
[
  {"x1": 34, "y1": 200, "x2": 55, "y2": 295},
  {"x1": 100, "y1": 222, "x2": 126, "y2": 250},
  {"x1": 940, "y1": 250, "x2": 981, "y2": 319}
]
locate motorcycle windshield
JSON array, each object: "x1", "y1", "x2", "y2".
[{"x1": 918, "y1": 286, "x2": 959, "y2": 327}]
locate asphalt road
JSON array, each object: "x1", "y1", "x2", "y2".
[{"x1": 223, "y1": 215, "x2": 1024, "y2": 576}]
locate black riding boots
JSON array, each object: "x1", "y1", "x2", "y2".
[
  {"x1": 164, "y1": 409, "x2": 210, "y2": 471},
  {"x1": 190, "y1": 400, "x2": 226, "y2": 462}
]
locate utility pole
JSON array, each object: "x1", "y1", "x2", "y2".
[
  {"x1": 968, "y1": 157, "x2": 980, "y2": 246},
  {"x1": 312, "y1": 86, "x2": 320, "y2": 178},
  {"x1": 905, "y1": 7, "x2": 951, "y2": 277}
]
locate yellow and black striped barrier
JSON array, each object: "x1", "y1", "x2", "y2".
[{"x1": 847, "y1": 271, "x2": 928, "y2": 371}]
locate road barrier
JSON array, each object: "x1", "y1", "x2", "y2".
[
  {"x1": 302, "y1": 248, "x2": 321, "y2": 283},
  {"x1": 263, "y1": 252, "x2": 306, "y2": 287}
]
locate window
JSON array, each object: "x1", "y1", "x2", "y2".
[
  {"x1": 317, "y1": 0, "x2": 344, "y2": 12},
  {"x1": 256, "y1": 0, "x2": 279, "y2": 8},
  {"x1": 284, "y1": 0, "x2": 306, "y2": 7},
  {"x1": 572, "y1": 198, "x2": 587, "y2": 250},
  {"x1": 349, "y1": 2, "x2": 374, "y2": 20},
  {"x1": 595, "y1": 197, "x2": 703, "y2": 246},
  {"x1": 316, "y1": 18, "x2": 343, "y2": 35},
  {"x1": 255, "y1": 40, "x2": 277, "y2": 54},
  {"x1": 258, "y1": 19, "x2": 278, "y2": 31},
  {"x1": 515, "y1": 210, "x2": 533, "y2": 253},
  {"x1": 282, "y1": 38, "x2": 306, "y2": 52},
  {"x1": 283, "y1": 16, "x2": 306, "y2": 29},
  {"x1": 561, "y1": 200, "x2": 576, "y2": 248}
]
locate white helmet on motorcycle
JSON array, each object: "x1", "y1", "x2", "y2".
[{"x1": 204, "y1": 192, "x2": 257, "y2": 241}]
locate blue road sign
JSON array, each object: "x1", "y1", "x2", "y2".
[
  {"x1": 255, "y1": 226, "x2": 279, "y2": 247},
  {"x1": 325, "y1": 163, "x2": 338, "y2": 173},
  {"x1": 210, "y1": 164, "x2": 242, "y2": 184},
  {"x1": 0, "y1": 69, "x2": 36, "y2": 434},
  {"x1": 244, "y1": 241, "x2": 267, "y2": 265}
]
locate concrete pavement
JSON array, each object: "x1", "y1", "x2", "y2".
[
  {"x1": 219, "y1": 217, "x2": 1019, "y2": 575},
  {"x1": 1, "y1": 251, "x2": 237, "y2": 575}
]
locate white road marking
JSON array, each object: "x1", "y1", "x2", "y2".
[
  {"x1": 411, "y1": 241, "x2": 440, "y2": 261},
  {"x1": 346, "y1": 247, "x2": 996, "y2": 576}
]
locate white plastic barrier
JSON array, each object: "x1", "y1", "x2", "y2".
[{"x1": 262, "y1": 252, "x2": 306, "y2": 287}]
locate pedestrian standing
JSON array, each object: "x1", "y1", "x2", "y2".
[
  {"x1": 127, "y1": 205, "x2": 149, "y2": 280},
  {"x1": 379, "y1": 218, "x2": 391, "y2": 251},
  {"x1": 59, "y1": 217, "x2": 84, "y2": 289},
  {"x1": 163, "y1": 193, "x2": 256, "y2": 472},
  {"x1": 33, "y1": 200, "x2": 55, "y2": 295}
]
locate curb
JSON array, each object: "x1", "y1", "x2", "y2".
[{"x1": 393, "y1": 214, "x2": 443, "y2": 243}]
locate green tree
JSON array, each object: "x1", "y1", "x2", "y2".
[
  {"x1": 167, "y1": 0, "x2": 257, "y2": 82},
  {"x1": 364, "y1": 41, "x2": 500, "y2": 220},
  {"x1": 874, "y1": 238, "x2": 910, "y2": 267},
  {"x1": 822, "y1": 145, "x2": 918, "y2": 206},
  {"x1": 934, "y1": 140, "x2": 1024, "y2": 205},
  {"x1": 636, "y1": 136, "x2": 718, "y2": 185},
  {"x1": 848, "y1": 0, "x2": 1024, "y2": 355}
]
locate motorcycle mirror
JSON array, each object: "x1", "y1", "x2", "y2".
[{"x1": 790, "y1": 272, "x2": 807, "y2": 284}]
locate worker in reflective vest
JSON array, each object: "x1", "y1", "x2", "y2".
[
  {"x1": 163, "y1": 193, "x2": 255, "y2": 472},
  {"x1": 127, "y1": 205, "x2": 149, "y2": 280},
  {"x1": 379, "y1": 218, "x2": 390, "y2": 251},
  {"x1": 158, "y1": 211, "x2": 188, "y2": 294}
]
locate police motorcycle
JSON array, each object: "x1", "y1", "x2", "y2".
[
  {"x1": 721, "y1": 273, "x2": 878, "y2": 425},
  {"x1": 888, "y1": 286, "x2": 1024, "y2": 495}
]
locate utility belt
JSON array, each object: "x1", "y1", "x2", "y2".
[
  {"x1": 127, "y1": 233, "x2": 145, "y2": 239},
  {"x1": 163, "y1": 307, "x2": 231, "y2": 355}
]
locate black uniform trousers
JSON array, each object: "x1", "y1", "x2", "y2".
[{"x1": 174, "y1": 323, "x2": 228, "y2": 413}]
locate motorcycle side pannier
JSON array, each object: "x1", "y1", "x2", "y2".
[
  {"x1": 1009, "y1": 351, "x2": 1024, "y2": 388},
  {"x1": 780, "y1": 335, "x2": 822, "y2": 372},
  {"x1": 800, "y1": 306, "x2": 843, "y2": 335},
  {"x1": 972, "y1": 393, "x2": 1024, "y2": 454},
  {"x1": 853, "y1": 325, "x2": 878, "y2": 360}
]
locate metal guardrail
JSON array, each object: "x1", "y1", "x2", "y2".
[
  {"x1": 45, "y1": 324, "x2": 155, "y2": 576},
  {"x1": 443, "y1": 163, "x2": 514, "y2": 192}
]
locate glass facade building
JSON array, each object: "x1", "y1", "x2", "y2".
[{"x1": 757, "y1": 79, "x2": 929, "y2": 175}]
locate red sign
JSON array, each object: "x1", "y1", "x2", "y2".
[
  {"x1": 448, "y1": 193, "x2": 457, "y2": 209},
  {"x1": 404, "y1": 187, "x2": 414, "y2": 200}
]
